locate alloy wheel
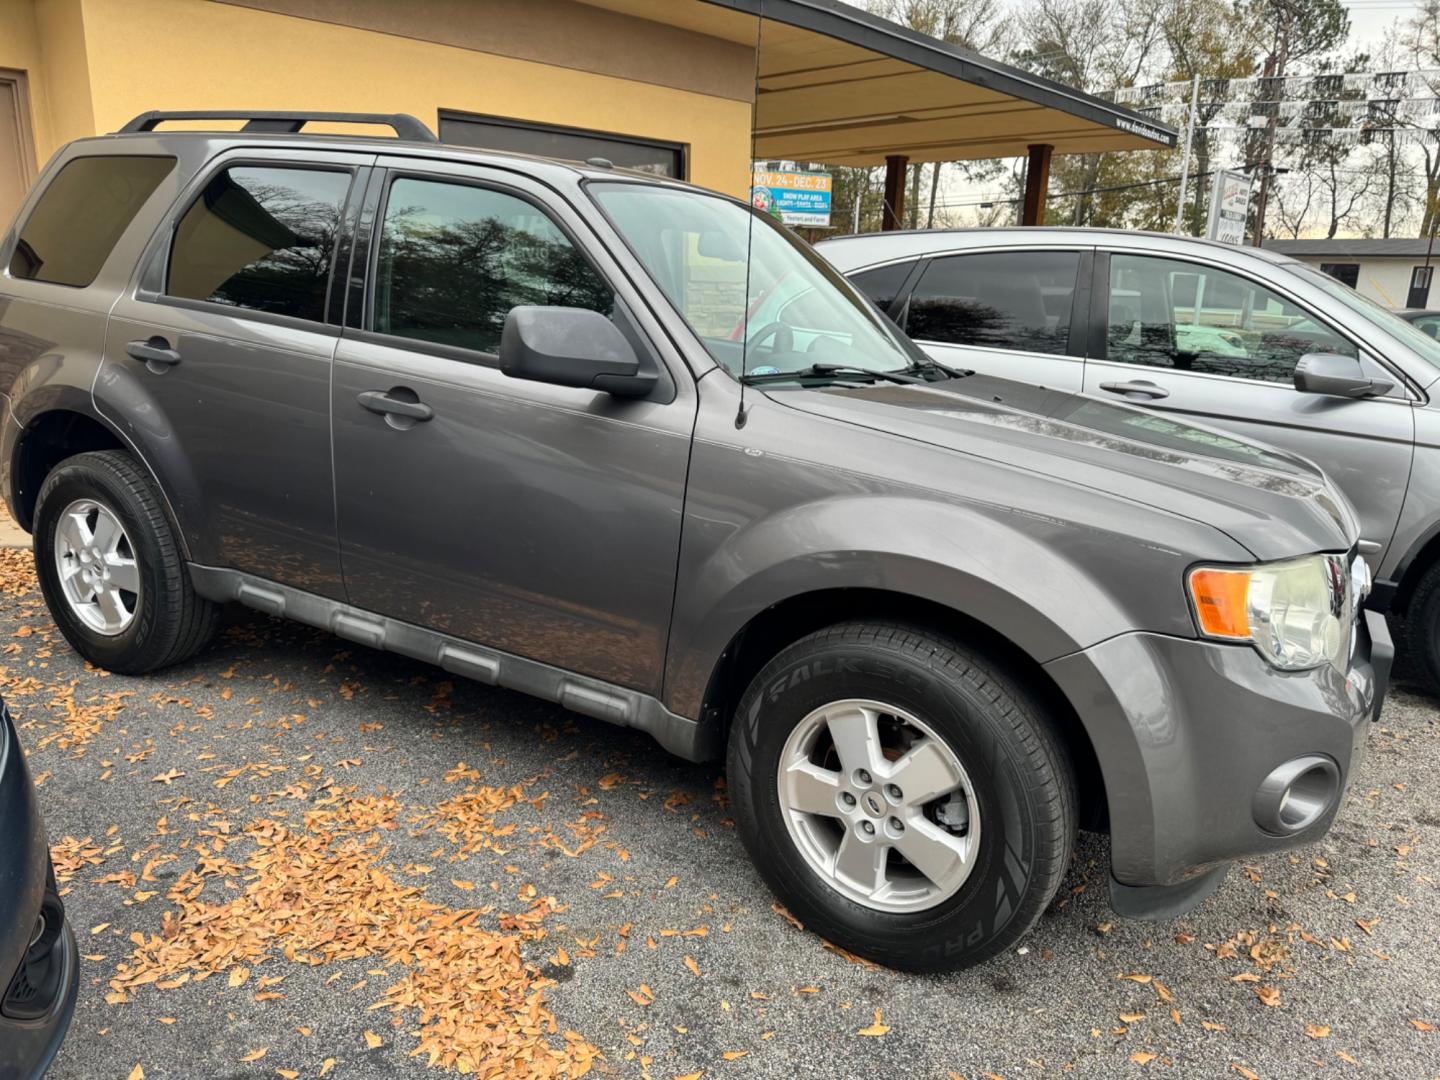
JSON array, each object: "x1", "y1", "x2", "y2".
[
  {"x1": 775, "y1": 698, "x2": 981, "y2": 913},
  {"x1": 52, "y1": 498, "x2": 139, "y2": 636}
]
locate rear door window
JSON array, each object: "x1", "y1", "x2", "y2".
[
  {"x1": 905, "y1": 250, "x2": 1080, "y2": 355},
  {"x1": 8, "y1": 155, "x2": 175, "y2": 287},
  {"x1": 166, "y1": 165, "x2": 352, "y2": 322}
]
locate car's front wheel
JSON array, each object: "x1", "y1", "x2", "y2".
[
  {"x1": 728, "y1": 621, "x2": 1076, "y2": 972},
  {"x1": 33, "y1": 450, "x2": 217, "y2": 674}
]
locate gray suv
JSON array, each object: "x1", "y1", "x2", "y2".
[
  {"x1": 0, "y1": 112, "x2": 1389, "y2": 972},
  {"x1": 821, "y1": 228, "x2": 1440, "y2": 692}
]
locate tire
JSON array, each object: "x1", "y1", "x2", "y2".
[
  {"x1": 727, "y1": 621, "x2": 1076, "y2": 973},
  {"x1": 33, "y1": 450, "x2": 218, "y2": 675},
  {"x1": 1400, "y1": 562, "x2": 1440, "y2": 695}
]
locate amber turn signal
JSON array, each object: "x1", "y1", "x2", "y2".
[{"x1": 1187, "y1": 567, "x2": 1252, "y2": 640}]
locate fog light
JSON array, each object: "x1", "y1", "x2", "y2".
[{"x1": 1252, "y1": 755, "x2": 1340, "y2": 836}]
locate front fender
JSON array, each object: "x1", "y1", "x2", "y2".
[{"x1": 662, "y1": 494, "x2": 1213, "y2": 720}]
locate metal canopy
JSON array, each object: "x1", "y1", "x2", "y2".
[
  {"x1": 734, "y1": 0, "x2": 1176, "y2": 165},
  {"x1": 585, "y1": 0, "x2": 1177, "y2": 166}
]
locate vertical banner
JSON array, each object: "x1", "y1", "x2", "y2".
[
  {"x1": 1206, "y1": 170, "x2": 1252, "y2": 244},
  {"x1": 750, "y1": 169, "x2": 833, "y2": 227}
]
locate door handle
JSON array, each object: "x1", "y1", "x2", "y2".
[
  {"x1": 357, "y1": 389, "x2": 433, "y2": 422},
  {"x1": 126, "y1": 337, "x2": 181, "y2": 368},
  {"x1": 1099, "y1": 379, "x2": 1170, "y2": 401}
]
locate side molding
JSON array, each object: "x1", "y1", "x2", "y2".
[{"x1": 188, "y1": 565, "x2": 716, "y2": 761}]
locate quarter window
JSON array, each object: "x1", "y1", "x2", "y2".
[
  {"x1": 167, "y1": 165, "x2": 351, "y2": 322},
  {"x1": 8, "y1": 155, "x2": 175, "y2": 287},
  {"x1": 372, "y1": 177, "x2": 612, "y2": 354},
  {"x1": 1106, "y1": 254, "x2": 1355, "y2": 383},
  {"x1": 905, "y1": 250, "x2": 1079, "y2": 356}
]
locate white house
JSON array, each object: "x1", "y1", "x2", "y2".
[{"x1": 1262, "y1": 238, "x2": 1438, "y2": 310}]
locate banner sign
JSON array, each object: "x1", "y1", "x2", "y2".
[
  {"x1": 1206, "y1": 169, "x2": 1252, "y2": 245},
  {"x1": 751, "y1": 170, "x2": 832, "y2": 227}
]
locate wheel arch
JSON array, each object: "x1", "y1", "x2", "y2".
[
  {"x1": 6, "y1": 399, "x2": 188, "y2": 561},
  {"x1": 693, "y1": 586, "x2": 1108, "y2": 831}
]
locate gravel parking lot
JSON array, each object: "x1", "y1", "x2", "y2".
[{"x1": 3, "y1": 547, "x2": 1437, "y2": 1080}]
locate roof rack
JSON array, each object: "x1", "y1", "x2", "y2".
[{"x1": 117, "y1": 110, "x2": 438, "y2": 142}]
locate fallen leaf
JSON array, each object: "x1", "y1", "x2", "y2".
[
  {"x1": 1411, "y1": 1019, "x2": 1437, "y2": 1032},
  {"x1": 722, "y1": 1051, "x2": 748, "y2": 1061},
  {"x1": 1256, "y1": 986, "x2": 1281, "y2": 1008},
  {"x1": 363, "y1": 1030, "x2": 383, "y2": 1049},
  {"x1": 857, "y1": 1009, "x2": 890, "y2": 1037},
  {"x1": 1130, "y1": 1052, "x2": 1158, "y2": 1065},
  {"x1": 127, "y1": 1067, "x2": 144, "y2": 1080},
  {"x1": 319, "y1": 1060, "x2": 335, "y2": 1077},
  {"x1": 1306, "y1": 1024, "x2": 1331, "y2": 1039},
  {"x1": 240, "y1": 1049, "x2": 267, "y2": 1063},
  {"x1": 1232, "y1": 1067, "x2": 1260, "y2": 1080},
  {"x1": 684, "y1": 955, "x2": 701, "y2": 978}
]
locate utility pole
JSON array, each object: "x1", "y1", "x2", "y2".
[{"x1": 1172, "y1": 74, "x2": 1201, "y2": 235}]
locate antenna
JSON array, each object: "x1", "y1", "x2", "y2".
[{"x1": 736, "y1": 0, "x2": 764, "y2": 430}]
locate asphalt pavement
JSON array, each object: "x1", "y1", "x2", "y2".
[{"x1": 3, "y1": 547, "x2": 1438, "y2": 1079}]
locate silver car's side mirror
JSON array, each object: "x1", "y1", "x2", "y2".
[{"x1": 1293, "y1": 353, "x2": 1394, "y2": 399}]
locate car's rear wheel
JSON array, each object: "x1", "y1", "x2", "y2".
[
  {"x1": 728, "y1": 621, "x2": 1076, "y2": 972},
  {"x1": 33, "y1": 451, "x2": 218, "y2": 674}
]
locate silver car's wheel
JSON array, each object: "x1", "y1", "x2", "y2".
[
  {"x1": 776, "y1": 698, "x2": 981, "y2": 913},
  {"x1": 52, "y1": 498, "x2": 139, "y2": 637}
]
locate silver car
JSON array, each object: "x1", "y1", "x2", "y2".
[{"x1": 821, "y1": 228, "x2": 1440, "y2": 689}]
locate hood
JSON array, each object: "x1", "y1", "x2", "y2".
[{"x1": 770, "y1": 373, "x2": 1357, "y2": 561}]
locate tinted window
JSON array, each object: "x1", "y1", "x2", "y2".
[
  {"x1": 1319, "y1": 262, "x2": 1359, "y2": 288},
  {"x1": 167, "y1": 165, "x2": 351, "y2": 322},
  {"x1": 440, "y1": 113, "x2": 682, "y2": 178},
  {"x1": 1107, "y1": 254, "x2": 1355, "y2": 383},
  {"x1": 373, "y1": 177, "x2": 612, "y2": 354},
  {"x1": 8, "y1": 156, "x2": 174, "y2": 287},
  {"x1": 906, "y1": 251, "x2": 1079, "y2": 355},
  {"x1": 849, "y1": 261, "x2": 912, "y2": 316}
]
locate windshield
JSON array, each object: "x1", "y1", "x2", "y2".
[
  {"x1": 1291, "y1": 262, "x2": 1440, "y2": 375},
  {"x1": 589, "y1": 181, "x2": 922, "y2": 378}
]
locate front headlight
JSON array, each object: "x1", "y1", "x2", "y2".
[{"x1": 1188, "y1": 554, "x2": 1357, "y2": 671}]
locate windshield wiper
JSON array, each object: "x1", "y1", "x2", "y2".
[
  {"x1": 740, "y1": 363, "x2": 923, "y2": 386},
  {"x1": 906, "y1": 355, "x2": 973, "y2": 380}
]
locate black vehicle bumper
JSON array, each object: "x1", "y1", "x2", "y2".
[
  {"x1": 0, "y1": 704, "x2": 79, "y2": 1080},
  {"x1": 1045, "y1": 610, "x2": 1391, "y2": 916}
]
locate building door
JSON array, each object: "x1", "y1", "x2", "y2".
[
  {"x1": 1408, "y1": 265, "x2": 1433, "y2": 309},
  {"x1": 0, "y1": 71, "x2": 37, "y2": 229}
]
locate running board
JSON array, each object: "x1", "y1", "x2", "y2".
[{"x1": 188, "y1": 565, "x2": 713, "y2": 761}]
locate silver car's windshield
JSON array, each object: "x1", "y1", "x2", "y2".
[
  {"x1": 589, "y1": 181, "x2": 923, "y2": 378},
  {"x1": 1292, "y1": 262, "x2": 1440, "y2": 374}
]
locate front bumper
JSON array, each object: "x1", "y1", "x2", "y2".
[
  {"x1": 1044, "y1": 610, "x2": 1390, "y2": 905},
  {"x1": 0, "y1": 703, "x2": 79, "y2": 1080}
]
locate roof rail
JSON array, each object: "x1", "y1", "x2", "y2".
[{"x1": 116, "y1": 110, "x2": 438, "y2": 142}]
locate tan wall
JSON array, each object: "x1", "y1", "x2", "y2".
[
  {"x1": 0, "y1": 0, "x2": 96, "y2": 166},
  {"x1": 1, "y1": 0, "x2": 754, "y2": 196}
]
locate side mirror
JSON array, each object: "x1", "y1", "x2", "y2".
[
  {"x1": 1293, "y1": 353, "x2": 1394, "y2": 399},
  {"x1": 499, "y1": 306, "x2": 656, "y2": 398}
]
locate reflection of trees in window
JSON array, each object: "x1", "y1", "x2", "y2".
[
  {"x1": 376, "y1": 207, "x2": 612, "y2": 353},
  {"x1": 168, "y1": 168, "x2": 347, "y2": 323}
]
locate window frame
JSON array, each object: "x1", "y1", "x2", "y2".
[
  {"x1": 134, "y1": 150, "x2": 370, "y2": 337},
  {"x1": 1091, "y1": 246, "x2": 1419, "y2": 400},
  {"x1": 5, "y1": 153, "x2": 177, "y2": 291},
  {"x1": 882, "y1": 246, "x2": 1093, "y2": 361},
  {"x1": 438, "y1": 109, "x2": 687, "y2": 180},
  {"x1": 346, "y1": 165, "x2": 628, "y2": 372}
]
